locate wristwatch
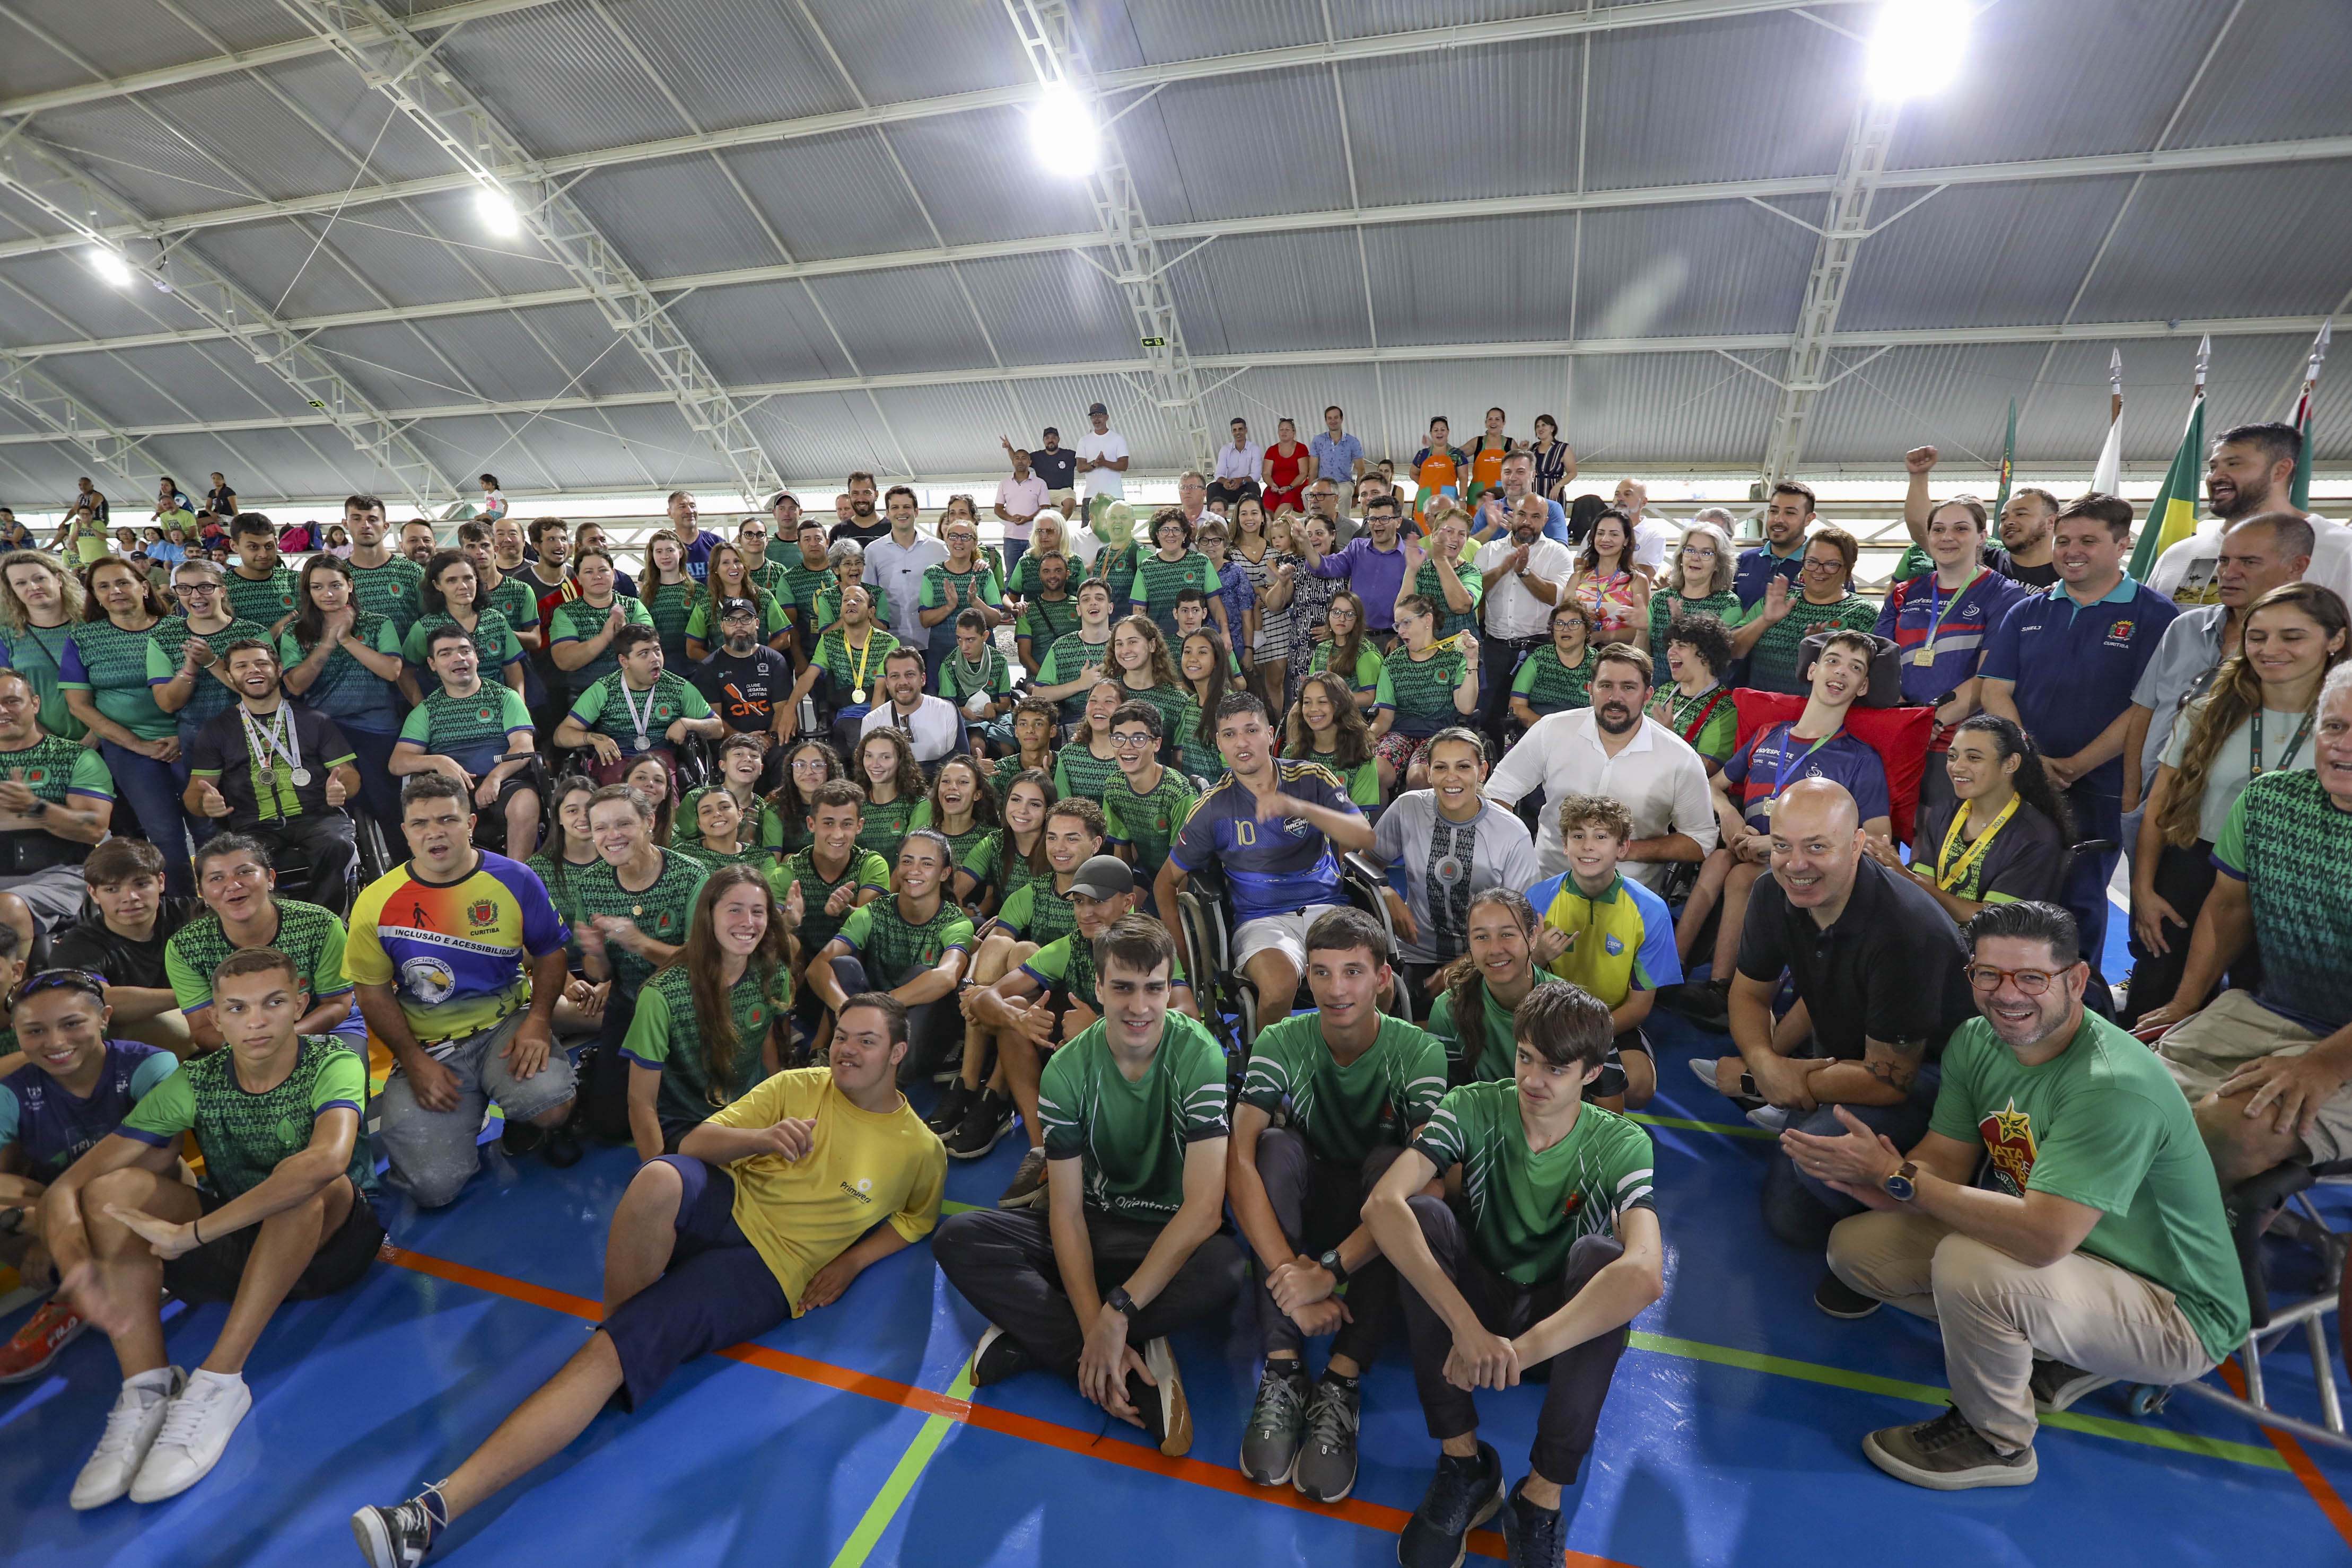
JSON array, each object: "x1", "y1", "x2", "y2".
[
  {"x1": 1317, "y1": 1248, "x2": 1350, "y2": 1287},
  {"x1": 1105, "y1": 1286, "x2": 1140, "y2": 1321},
  {"x1": 1738, "y1": 1071, "x2": 1759, "y2": 1099},
  {"x1": 1883, "y1": 1161, "x2": 1920, "y2": 1203}
]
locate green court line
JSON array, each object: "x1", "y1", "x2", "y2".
[
  {"x1": 1627, "y1": 1111, "x2": 1777, "y2": 1141},
  {"x1": 1628, "y1": 1330, "x2": 2285, "y2": 1471},
  {"x1": 942, "y1": 1199, "x2": 982, "y2": 1215},
  {"x1": 827, "y1": 1363, "x2": 978, "y2": 1567}
]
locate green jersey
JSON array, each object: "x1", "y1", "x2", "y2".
[
  {"x1": 1240, "y1": 1014, "x2": 1448, "y2": 1167},
  {"x1": 399, "y1": 683, "x2": 535, "y2": 773},
  {"x1": 1017, "y1": 927, "x2": 1188, "y2": 1013},
  {"x1": 1511, "y1": 646, "x2": 1598, "y2": 716},
  {"x1": 1652, "y1": 682, "x2": 1738, "y2": 764},
  {"x1": 812, "y1": 626, "x2": 899, "y2": 706},
  {"x1": 526, "y1": 851, "x2": 599, "y2": 956},
  {"x1": 773, "y1": 846, "x2": 890, "y2": 954},
  {"x1": 620, "y1": 962, "x2": 791, "y2": 1127},
  {"x1": 275, "y1": 612, "x2": 403, "y2": 733},
  {"x1": 673, "y1": 785, "x2": 783, "y2": 854},
  {"x1": 776, "y1": 559, "x2": 834, "y2": 630},
  {"x1": 146, "y1": 617, "x2": 273, "y2": 729},
  {"x1": 1122, "y1": 680, "x2": 1200, "y2": 766},
  {"x1": 1130, "y1": 550, "x2": 1217, "y2": 636},
  {"x1": 570, "y1": 849, "x2": 708, "y2": 999},
  {"x1": 64, "y1": 616, "x2": 178, "y2": 742},
  {"x1": 814, "y1": 583, "x2": 891, "y2": 634},
  {"x1": 1309, "y1": 640, "x2": 1384, "y2": 694},
  {"x1": 1410, "y1": 557, "x2": 1482, "y2": 640},
  {"x1": 0, "y1": 735, "x2": 113, "y2": 813},
  {"x1": 1016, "y1": 594, "x2": 1082, "y2": 660},
  {"x1": 1930, "y1": 1012, "x2": 2249, "y2": 1363},
  {"x1": 938, "y1": 645, "x2": 1016, "y2": 711},
  {"x1": 2214, "y1": 770, "x2": 2352, "y2": 1031},
  {"x1": 906, "y1": 804, "x2": 995, "y2": 874},
  {"x1": 991, "y1": 873, "x2": 1076, "y2": 948},
  {"x1": 856, "y1": 791, "x2": 920, "y2": 860},
  {"x1": 1412, "y1": 1082, "x2": 1656, "y2": 1285},
  {"x1": 1037, "y1": 630, "x2": 1113, "y2": 716},
  {"x1": 918, "y1": 563, "x2": 1004, "y2": 628},
  {"x1": 1293, "y1": 746, "x2": 1380, "y2": 808},
  {"x1": 547, "y1": 594, "x2": 655, "y2": 691},
  {"x1": 164, "y1": 900, "x2": 353, "y2": 1024},
  {"x1": 1092, "y1": 543, "x2": 1142, "y2": 609},
  {"x1": 1744, "y1": 591, "x2": 1879, "y2": 696},
  {"x1": 1039, "y1": 1011, "x2": 1229, "y2": 1224},
  {"x1": 401, "y1": 608, "x2": 524, "y2": 678},
  {"x1": 1374, "y1": 644, "x2": 1470, "y2": 736},
  {"x1": 833, "y1": 895, "x2": 975, "y2": 979},
  {"x1": 1102, "y1": 766, "x2": 1196, "y2": 874},
  {"x1": 640, "y1": 579, "x2": 703, "y2": 665},
  {"x1": 0, "y1": 621, "x2": 84, "y2": 740},
  {"x1": 121, "y1": 1037, "x2": 372, "y2": 1201},
  {"x1": 745, "y1": 556, "x2": 792, "y2": 601},
  {"x1": 480, "y1": 574, "x2": 543, "y2": 649},
  {"x1": 222, "y1": 565, "x2": 300, "y2": 630},
  {"x1": 1053, "y1": 741, "x2": 1120, "y2": 808},
  {"x1": 1647, "y1": 588, "x2": 1744, "y2": 670},
  {"x1": 684, "y1": 588, "x2": 790, "y2": 646},
  {"x1": 1427, "y1": 976, "x2": 1569, "y2": 1085},
  {"x1": 565, "y1": 670, "x2": 713, "y2": 749},
  {"x1": 347, "y1": 555, "x2": 425, "y2": 639}
]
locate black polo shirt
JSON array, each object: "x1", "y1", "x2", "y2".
[
  {"x1": 1736, "y1": 855, "x2": 1973, "y2": 1062},
  {"x1": 828, "y1": 518, "x2": 891, "y2": 547}
]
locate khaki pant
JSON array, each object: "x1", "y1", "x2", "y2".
[
  {"x1": 1826, "y1": 1211, "x2": 2216, "y2": 1451},
  {"x1": 2160, "y1": 987, "x2": 2352, "y2": 1162}
]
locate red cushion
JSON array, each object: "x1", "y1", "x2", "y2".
[{"x1": 1730, "y1": 691, "x2": 1936, "y2": 845}]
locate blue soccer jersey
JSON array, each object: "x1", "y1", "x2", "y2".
[{"x1": 1167, "y1": 760, "x2": 1362, "y2": 923}]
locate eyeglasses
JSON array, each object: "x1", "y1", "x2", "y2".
[
  {"x1": 1109, "y1": 733, "x2": 1155, "y2": 749},
  {"x1": 789, "y1": 758, "x2": 830, "y2": 772},
  {"x1": 1966, "y1": 964, "x2": 2063, "y2": 995},
  {"x1": 1801, "y1": 558, "x2": 1846, "y2": 574}
]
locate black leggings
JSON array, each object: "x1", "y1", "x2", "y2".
[{"x1": 2122, "y1": 838, "x2": 2263, "y2": 1026}]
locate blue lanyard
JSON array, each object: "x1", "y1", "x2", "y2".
[{"x1": 1769, "y1": 723, "x2": 1832, "y2": 799}]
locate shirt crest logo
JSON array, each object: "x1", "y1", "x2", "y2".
[
  {"x1": 2108, "y1": 619, "x2": 2135, "y2": 641},
  {"x1": 1604, "y1": 934, "x2": 1624, "y2": 956},
  {"x1": 467, "y1": 899, "x2": 497, "y2": 928},
  {"x1": 1978, "y1": 1099, "x2": 2039, "y2": 1193}
]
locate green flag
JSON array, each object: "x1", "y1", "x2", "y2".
[{"x1": 2129, "y1": 393, "x2": 2205, "y2": 582}]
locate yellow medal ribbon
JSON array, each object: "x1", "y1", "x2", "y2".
[{"x1": 1935, "y1": 793, "x2": 2021, "y2": 894}]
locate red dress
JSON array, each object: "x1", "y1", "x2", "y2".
[{"x1": 1263, "y1": 441, "x2": 1308, "y2": 514}]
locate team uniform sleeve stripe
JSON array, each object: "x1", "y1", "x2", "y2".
[
  {"x1": 315, "y1": 1099, "x2": 363, "y2": 1119},
  {"x1": 118, "y1": 1124, "x2": 174, "y2": 1147}
]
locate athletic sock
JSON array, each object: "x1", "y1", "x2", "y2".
[
  {"x1": 1319, "y1": 1369, "x2": 1360, "y2": 1392},
  {"x1": 124, "y1": 1366, "x2": 176, "y2": 1395},
  {"x1": 186, "y1": 1368, "x2": 245, "y2": 1393}
]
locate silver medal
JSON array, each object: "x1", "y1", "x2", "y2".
[
  {"x1": 288, "y1": 767, "x2": 310, "y2": 786},
  {"x1": 634, "y1": 732, "x2": 651, "y2": 752}
]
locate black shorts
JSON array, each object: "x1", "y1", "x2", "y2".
[
  {"x1": 161, "y1": 1179, "x2": 383, "y2": 1304},
  {"x1": 600, "y1": 1155, "x2": 790, "y2": 1411}
]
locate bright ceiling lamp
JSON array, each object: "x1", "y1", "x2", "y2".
[
  {"x1": 85, "y1": 246, "x2": 134, "y2": 286},
  {"x1": 1028, "y1": 81, "x2": 1097, "y2": 175},
  {"x1": 1864, "y1": 0, "x2": 1971, "y2": 100},
  {"x1": 475, "y1": 186, "x2": 521, "y2": 237}
]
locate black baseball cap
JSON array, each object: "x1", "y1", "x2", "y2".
[
  {"x1": 1088, "y1": 402, "x2": 1108, "y2": 416},
  {"x1": 718, "y1": 597, "x2": 758, "y2": 619}
]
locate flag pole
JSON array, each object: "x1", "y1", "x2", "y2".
[
  {"x1": 2291, "y1": 321, "x2": 2331, "y2": 512},
  {"x1": 2092, "y1": 348, "x2": 2124, "y2": 495},
  {"x1": 2127, "y1": 337, "x2": 2210, "y2": 581}
]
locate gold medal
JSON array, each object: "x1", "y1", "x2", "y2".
[
  {"x1": 631, "y1": 904, "x2": 643, "y2": 917},
  {"x1": 1913, "y1": 647, "x2": 1935, "y2": 666},
  {"x1": 852, "y1": 687, "x2": 867, "y2": 704}
]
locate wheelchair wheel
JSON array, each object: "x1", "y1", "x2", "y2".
[{"x1": 2126, "y1": 1384, "x2": 2171, "y2": 1418}]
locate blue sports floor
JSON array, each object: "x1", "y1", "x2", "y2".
[{"x1": 6, "y1": 933, "x2": 2350, "y2": 1565}]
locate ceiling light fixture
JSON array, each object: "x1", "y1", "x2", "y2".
[
  {"x1": 475, "y1": 187, "x2": 521, "y2": 237},
  {"x1": 86, "y1": 247, "x2": 134, "y2": 286},
  {"x1": 1864, "y1": 0, "x2": 1971, "y2": 100},
  {"x1": 1028, "y1": 81, "x2": 1097, "y2": 176}
]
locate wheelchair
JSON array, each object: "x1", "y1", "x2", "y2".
[{"x1": 1171, "y1": 849, "x2": 1409, "y2": 1086}]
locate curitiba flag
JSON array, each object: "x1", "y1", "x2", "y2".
[{"x1": 2128, "y1": 392, "x2": 2205, "y2": 581}]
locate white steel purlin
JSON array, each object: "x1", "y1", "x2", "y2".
[
  {"x1": 1003, "y1": 0, "x2": 1214, "y2": 475},
  {"x1": 281, "y1": 0, "x2": 783, "y2": 507},
  {"x1": 0, "y1": 137, "x2": 457, "y2": 512},
  {"x1": 1761, "y1": 95, "x2": 1902, "y2": 488},
  {"x1": 0, "y1": 345, "x2": 179, "y2": 499}
]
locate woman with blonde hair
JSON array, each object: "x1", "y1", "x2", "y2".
[{"x1": 0, "y1": 549, "x2": 86, "y2": 739}]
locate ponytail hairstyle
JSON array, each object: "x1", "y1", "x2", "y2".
[
  {"x1": 1436, "y1": 888, "x2": 1537, "y2": 1086},
  {"x1": 2157, "y1": 582, "x2": 2351, "y2": 848},
  {"x1": 1950, "y1": 714, "x2": 2075, "y2": 847}
]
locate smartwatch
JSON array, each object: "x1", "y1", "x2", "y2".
[
  {"x1": 1738, "y1": 1071, "x2": 1759, "y2": 1100},
  {"x1": 1105, "y1": 1286, "x2": 1140, "y2": 1321},
  {"x1": 1317, "y1": 1249, "x2": 1350, "y2": 1288},
  {"x1": 1883, "y1": 1161, "x2": 1920, "y2": 1203}
]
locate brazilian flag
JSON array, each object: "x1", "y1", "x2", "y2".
[{"x1": 2128, "y1": 394, "x2": 2205, "y2": 582}]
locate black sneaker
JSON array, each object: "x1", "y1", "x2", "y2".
[
  {"x1": 946, "y1": 1090, "x2": 1015, "y2": 1160},
  {"x1": 1292, "y1": 1374, "x2": 1361, "y2": 1502},
  {"x1": 1238, "y1": 1361, "x2": 1308, "y2": 1486},
  {"x1": 1814, "y1": 1272, "x2": 1882, "y2": 1320},
  {"x1": 1663, "y1": 978, "x2": 1732, "y2": 1030},
  {"x1": 1499, "y1": 1479, "x2": 1566, "y2": 1568},
  {"x1": 497, "y1": 1119, "x2": 545, "y2": 1157},
  {"x1": 968, "y1": 1325, "x2": 1033, "y2": 1389},
  {"x1": 997, "y1": 1147, "x2": 1048, "y2": 1208},
  {"x1": 1862, "y1": 1404, "x2": 2038, "y2": 1491},
  {"x1": 925, "y1": 1080, "x2": 977, "y2": 1135},
  {"x1": 1127, "y1": 1337, "x2": 1193, "y2": 1457},
  {"x1": 2029, "y1": 1357, "x2": 2113, "y2": 1413},
  {"x1": 1398, "y1": 1440, "x2": 1504, "y2": 1568},
  {"x1": 350, "y1": 1492, "x2": 443, "y2": 1566}
]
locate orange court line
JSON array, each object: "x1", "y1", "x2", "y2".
[
  {"x1": 383, "y1": 1246, "x2": 1640, "y2": 1567},
  {"x1": 2216, "y1": 1357, "x2": 2352, "y2": 1553}
]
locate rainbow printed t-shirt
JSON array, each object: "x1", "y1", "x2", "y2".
[{"x1": 344, "y1": 852, "x2": 570, "y2": 1050}]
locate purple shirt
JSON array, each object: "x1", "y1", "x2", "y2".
[
  {"x1": 1308, "y1": 536, "x2": 1410, "y2": 629},
  {"x1": 676, "y1": 529, "x2": 723, "y2": 583}
]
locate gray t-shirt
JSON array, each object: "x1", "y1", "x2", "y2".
[
  {"x1": 1372, "y1": 791, "x2": 1542, "y2": 966},
  {"x1": 2161, "y1": 700, "x2": 2320, "y2": 844},
  {"x1": 2130, "y1": 605, "x2": 2227, "y2": 784}
]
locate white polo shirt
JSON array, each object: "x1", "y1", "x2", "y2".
[
  {"x1": 1483, "y1": 707, "x2": 1719, "y2": 887},
  {"x1": 1473, "y1": 535, "x2": 1577, "y2": 640},
  {"x1": 1632, "y1": 515, "x2": 1678, "y2": 572},
  {"x1": 859, "y1": 693, "x2": 964, "y2": 765}
]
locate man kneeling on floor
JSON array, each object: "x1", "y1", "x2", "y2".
[
  {"x1": 933, "y1": 915, "x2": 1242, "y2": 1457},
  {"x1": 1363, "y1": 983, "x2": 1663, "y2": 1568},
  {"x1": 1786, "y1": 900, "x2": 2248, "y2": 1490},
  {"x1": 1232, "y1": 907, "x2": 1448, "y2": 1501},
  {"x1": 44, "y1": 951, "x2": 381, "y2": 1510},
  {"x1": 352, "y1": 992, "x2": 946, "y2": 1566}
]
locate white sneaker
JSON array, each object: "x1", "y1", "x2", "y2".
[
  {"x1": 70, "y1": 1368, "x2": 183, "y2": 1510},
  {"x1": 1745, "y1": 1104, "x2": 1791, "y2": 1133},
  {"x1": 129, "y1": 1370, "x2": 251, "y2": 1503}
]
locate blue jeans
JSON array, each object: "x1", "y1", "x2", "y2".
[
  {"x1": 1761, "y1": 1065, "x2": 1942, "y2": 1249},
  {"x1": 102, "y1": 739, "x2": 194, "y2": 897},
  {"x1": 338, "y1": 724, "x2": 404, "y2": 833},
  {"x1": 1000, "y1": 536, "x2": 1028, "y2": 576}
]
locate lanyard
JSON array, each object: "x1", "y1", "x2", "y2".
[
  {"x1": 1768, "y1": 723, "x2": 1833, "y2": 800},
  {"x1": 847, "y1": 630, "x2": 878, "y2": 703},
  {"x1": 238, "y1": 704, "x2": 304, "y2": 812},
  {"x1": 1919, "y1": 568, "x2": 1983, "y2": 658},
  {"x1": 2250, "y1": 709, "x2": 2315, "y2": 777},
  {"x1": 1673, "y1": 686, "x2": 1728, "y2": 745},
  {"x1": 1935, "y1": 793, "x2": 2019, "y2": 892},
  {"x1": 617, "y1": 676, "x2": 660, "y2": 748}
]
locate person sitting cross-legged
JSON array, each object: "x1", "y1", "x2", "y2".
[
  {"x1": 933, "y1": 915, "x2": 1242, "y2": 1457},
  {"x1": 806, "y1": 829, "x2": 974, "y2": 1086},
  {"x1": 1231, "y1": 907, "x2": 1448, "y2": 1502},
  {"x1": 182, "y1": 639, "x2": 363, "y2": 919},
  {"x1": 1525, "y1": 794, "x2": 1680, "y2": 1111},
  {"x1": 392, "y1": 624, "x2": 545, "y2": 861},
  {"x1": 1791, "y1": 901, "x2": 2248, "y2": 1491},
  {"x1": 350, "y1": 993, "x2": 946, "y2": 1568},
  {"x1": 46, "y1": 952, "x2": 380, "y2": 1510},
  {"x1": 349, "y1": 773, "x2": 575, "y2": 1209},
  {"x1": 1365, "y1": 983, "x2": 1664, "y2": 1568}
]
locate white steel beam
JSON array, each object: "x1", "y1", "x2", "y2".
[
  {"x1": 0, "y1": 135, "x2": 457, "y2": 509},
  {"x1": 0, "y1": 346, "x2": 181, "y2": 494},
  {"x1": 280, "y1": 0, "x2": 782, "y2": 505}
]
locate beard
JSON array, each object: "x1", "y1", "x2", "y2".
[{"x1": 1595, "y1": 699, "x2": 1638, "y2": 734}]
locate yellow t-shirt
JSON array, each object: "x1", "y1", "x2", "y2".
[{"x1": 706, "y1": 1066, "x2": 946, "y2": 1313}]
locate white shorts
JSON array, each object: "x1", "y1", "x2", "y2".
[{"x1": 1232, "y1": 903, "x2": 1349, "y2": 974}]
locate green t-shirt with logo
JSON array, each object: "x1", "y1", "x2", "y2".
[
  {"x1": 1427, "y1": 976, "x2": 1569, "y2": 1085},
  {"x1": 1122, "y1": 680, "x2": 1199, "y2": 762},
  {"x1": 641, "y1": 579, "x2": 703, "y2": 665},
  {"x1": 1039, "y1": 1011, "x2": 1229, "y2": 1224},
  {"x1": 905, "y1": 805, "x2": 995, "y2": 877},
  {"x1": 547, "y1": 594, "x2": 655, "y2": 691},
  {"x1": 813, "y1": 626, "x2": 899, "y2": 706},
  {"x1": 1016, "y1": 594, "x2": 1082, "y2": 659},
  {"x1": 813, "y1": 583, "x2": 891, "y2": 635},
  {"x1": 672, "y1": 785, "x2": 784, "y2": 854},
  {"x1": 222, "y1": 565, "x2": 300, "y2": 630},
  {"x1": 146, "y1": 617, "x2": 273, "y2": 729},
  {"x1": 65, "y1": 617, "x2": 178, "y2": 741},
  {"x1": 1017, "y1": 929, "x2": 1187, "y2": 1014},
  {"x1": 1308, "y1": 640, "x2": 1384, "y2": 693},
  {"x1": 1411, "y1": 1082, "x2": 1656, "y2": 1284},
  {"x1": 403, "y1": 608, "x2": 524, "y2": 679},
  {"x1": 399, "y1": 684, "x2": 536, "y2": 772},
  {"x1": 1374, "y1": 644, "x2": 1471, "y2": 736},
  {"x1": 565, "y1": 670, "x2": 713, "y2": 748},
  {"x1": 1410, "y1": 558, "x2": 1483, "y2": 640},
  {"x1": 1929, "y1": 1011, "x2": 2249, "y2": 1364},
  {"x1": 937, "y1": 646, "x2": 1016, "y2": 711},
  {"x1": 347, "y1": 556, "x2": 425, "y2": 639},
  {"x1": 2213, "y1": 769, "x2": 2352, "y2": 1032},
  {"x1": 685, "y1": 587, "x2": 791, "y2": 646},
  {"x1": 1743, "y1": 591, "x2": 1879, "y2": 696},
  {"x1": 0, "y1": 735, "x2": 114, "y2": 815},
  {"x1": 621, "y1": 962, "x2": 791, "y2": 1127},
  {"x1": 777, "y1": 560, "x2": 834, "y2": 629},
  {"x1": 833, "y1": 895, "x2": 975, "y2": 980},
  {"x1": 1102, "y1": 766, "x2": 1196, "y2": 876},
  {"x1": 164, "y1": 900, "x2": 352, "y2": 1021},
  {"x1": 1647, "y1": 588, "x2": 1745, "y2": 671},
  {"x1": 773, "y1": 846, "x2": 890, "y2": 955},
  {"x1": 991, "y1": 874, "x2": 1077, "y2": 949},
  {"x1": 1092, "y1": 543, "x2": 1142, "y2": 610},
  {"x1": 481, "y1": 575, "x2": 543, "y2": 646},
  {"x1": 1037, "y1": 631, "x2": 1112, "y2": 717},
  {"x1": 1240, "y1": 1013, "x2": 1448, "y2": 1167},
  {"x1": 917, "y1": 563, "x2": 1005, "y2": 629},
  {"x1": 1511, "y1": 646, "x2": 1598, "y2": 716},
  {"x1": 570, "y1": 849, "x2": 709, "y2": 999},
  {"x1": 275, "y1": 612, "x2": 404, "y2": 733},
  {"x1": 0, "y1": 622, "x2": 84, "y2": 740},
  {"x1": 855, "y1": 791, "x2": 920, "y2": 861},
  {"x1": 1130, "y1": 550, "x2": 1217, "y2": 636},
  {"x1": 121, "y1": 1037, "x2": 372, "y2": 1201}
]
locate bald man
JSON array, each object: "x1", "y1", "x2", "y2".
[{"x1": 1689, "y1": 780, "x2": 1976, "y2": 1300}]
